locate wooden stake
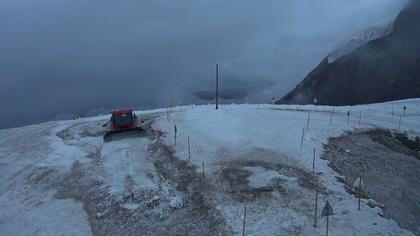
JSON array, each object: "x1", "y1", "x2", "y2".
[
  {"x1": 346, "y1": 111, "x2": 350, "y2": 126},
  {"x1": 329, "y1": 110, "x2": 333, "y2": 126},
  {"x1": 202, "y1": 162, "x2": 205, "y2": 178},
  {"x1": 398, "y1": 114, "x2": 402, "y2": 130},
  {"x1": 392, "y1": 105, "x2": 394, "y2": 118},
  {"x1": 307, "y1": 111, "x2": 311, "y2": 130},
  {"x1": 188, "y1": 136, "x2": 191, "y2": 160},
  {"x1": 174, "y1": 122, "x2": 177, "y2": 146},
  {"x1": 358, "y1": 176, "x2": 362, "y2": 210},
  {"x1": 312, "y1": 148, "x2": 316, "y2": 173},
  {"x1": 300, "y1": 128, "x2": 305, "y2": 149},
  {"x1": 313, "y1": 186, "x2": 319, "y2": 227},
  {"x1": 242, "y1": 206, "x2": 247, "y2": 236},
  {"x1": 358, "y1": 111, "x2": 362, "y2": 124}
]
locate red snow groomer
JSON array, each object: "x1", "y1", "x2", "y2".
[{"x1": 103, "y1": 109, "x2": 146, "y2": 142}]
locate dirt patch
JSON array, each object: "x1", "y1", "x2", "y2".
[
  {"x1": 29, "y1": 114, "x2": 229, "y2": 235},
  {"x1": 216, "y1": 159, "x2": 326, "y2": 202},
  {"x1": 144, "y1": 122, "x2": 230, "y2": 235},
  {"x1": 56, "y1": 121, "x2": 105, "y2": 141},
  {"x1": 369, "y1": 129, "x2": 420, "y2": 161},
  {"x1": 323, "y1": 129, "x2": 420, "y2": 235}
]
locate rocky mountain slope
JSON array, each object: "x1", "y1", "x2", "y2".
[{"x1": 280, "y1": 0, "x2": 420, "y2": 105}]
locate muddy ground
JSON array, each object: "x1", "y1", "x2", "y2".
[
  {"x1": 323, "y1": 129, "x2": 420, "y2": 235},
  {"x1": 51, "y1": 115, "x2": 230, "y2": 236},
  {"x1": 26, "y1": 114, "x2": 326, "y2": 235}
]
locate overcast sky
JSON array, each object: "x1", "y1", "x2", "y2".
[{"x1": 0, "y1": 0, "x2": 408, "y2": 129}]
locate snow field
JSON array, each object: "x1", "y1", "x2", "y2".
[
  {"x1": 152, "y1": 99, "x2": 420, "y2": 235},
  {"x1": 0, "y1": 99, "x2": 418, "y2": 235}
]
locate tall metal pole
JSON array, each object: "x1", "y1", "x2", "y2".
[{"x1": 216, "y1": 64, "x2": 219, "y2": 110}]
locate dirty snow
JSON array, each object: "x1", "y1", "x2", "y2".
[
  {"x1": 153, "y1": 98, "x2": 420, "y2": 235},
  {"x1": 100, "y1": 138, "x2": 159, "y2": 195},
  {"x1": 245, "y1": 166, "x2": 283, "y2": 189},
  {"x1": 0, "y1": 99, "x2": 419, "y2": 235}
]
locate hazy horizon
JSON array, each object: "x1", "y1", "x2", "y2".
[{"x1": 0, "y1": 0, "x2": 408, "y2": 129}]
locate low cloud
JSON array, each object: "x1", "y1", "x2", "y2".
[{"x1": 0, "y1": 0, "x2": 408, "y2": 129}]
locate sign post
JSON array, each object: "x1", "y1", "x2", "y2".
[
  {"x1": 322, "y1": 200, "x2": 334, "y2": 236},
  {"x1": 271, "y1": 97, "x2": 276, "y2": 110}
]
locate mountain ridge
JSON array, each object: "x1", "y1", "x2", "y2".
[{"x1": 279, "y1": 0, "x2": 420, "y2": 105}]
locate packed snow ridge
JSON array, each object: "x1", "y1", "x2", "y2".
[{"x1": 0, "y1": 98, "x2": 419, "y2": 235}]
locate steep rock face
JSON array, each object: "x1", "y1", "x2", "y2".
[{"x1": 280, "y1": 0, "x2": 420, "y2": 105}]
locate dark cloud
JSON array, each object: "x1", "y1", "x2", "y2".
[{"x1": 0, "y1": 0, "x2": 408, "y2": 129}]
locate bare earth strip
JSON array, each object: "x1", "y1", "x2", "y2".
[{"x1": 323, "y1": 129, "x2": 420, "y2": 235}]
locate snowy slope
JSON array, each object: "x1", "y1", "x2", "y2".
[
  {"x1": 153, "y1": 99, "x2": 420, "y2": 235},
  {"x1": 0, "y1": 99, "x2": 419, "y2": 235}
]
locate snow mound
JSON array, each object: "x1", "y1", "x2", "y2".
[
  {"x1": 245, "y1": 166, "x2": 281, "y2": 188},
  {"x1": 169, "y1": 196, "x2": 184, "y2": 209}
]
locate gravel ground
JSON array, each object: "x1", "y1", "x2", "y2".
[{"x1": 323, "y1": 129, "x2": 420, "y2": 235}]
